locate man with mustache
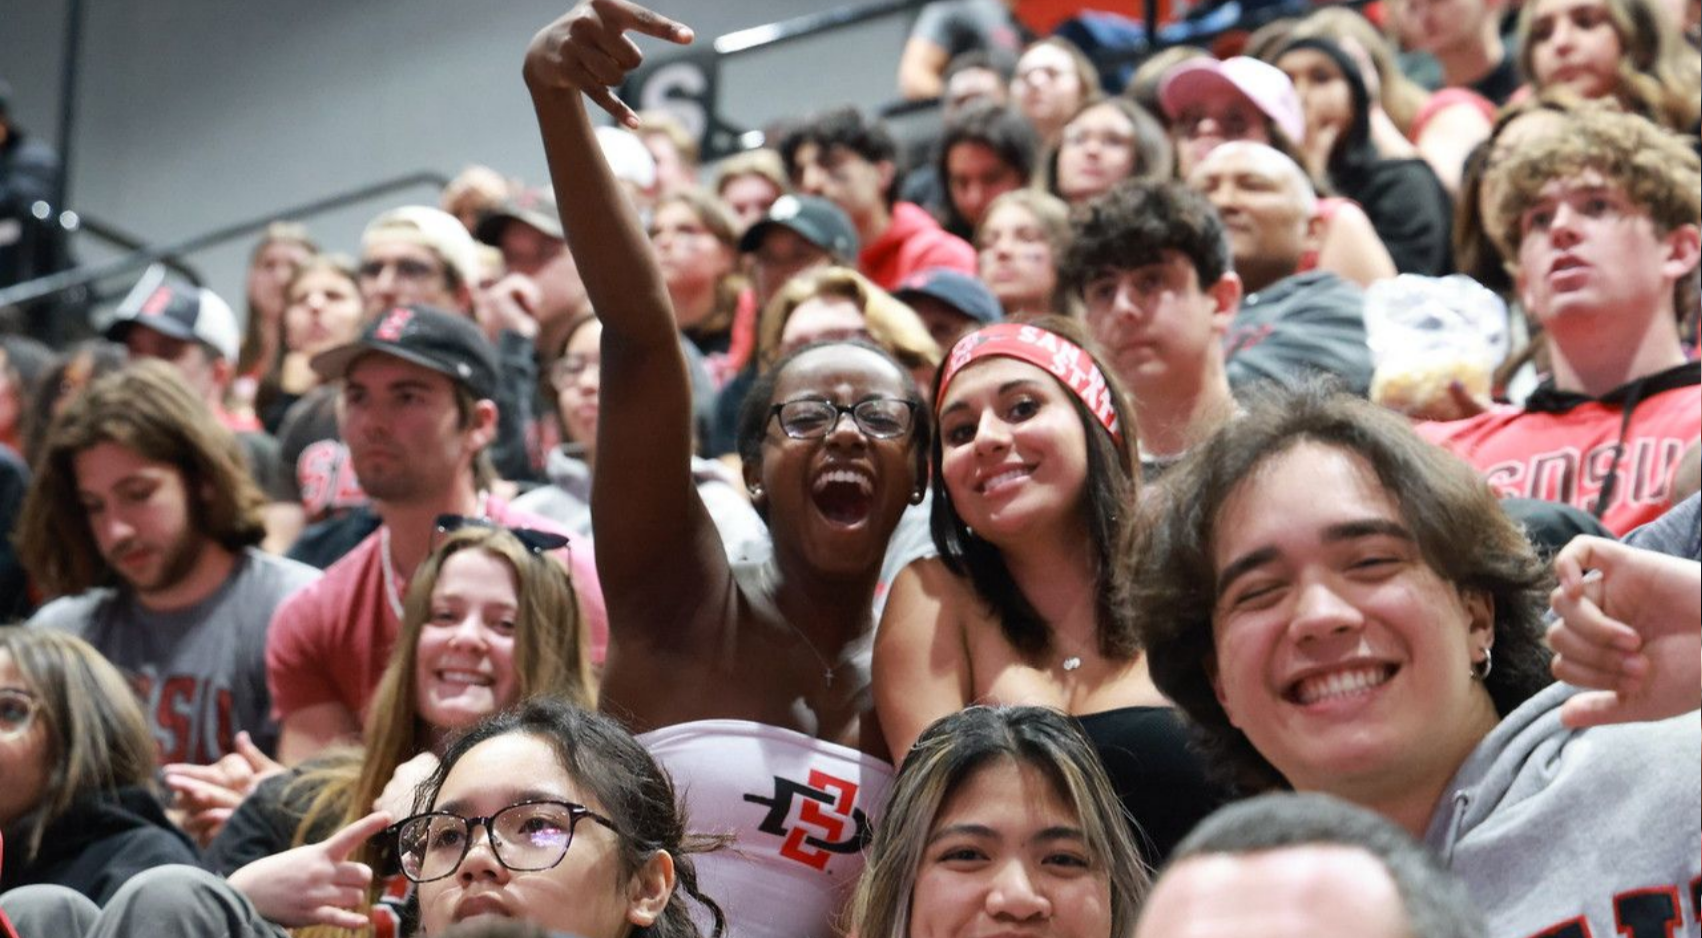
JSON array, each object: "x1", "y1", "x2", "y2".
[{"x1": 18, "y1": 360, "x2": 320, "y2": 770}]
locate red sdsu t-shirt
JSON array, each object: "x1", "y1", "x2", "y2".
[{"x1": 1419, "y1": 365, "x2": 1699, "y2": 536}]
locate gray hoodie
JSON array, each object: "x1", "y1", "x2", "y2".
[{"x1": 1423, "y1": 681, "x2": 1700, "y2": 938}]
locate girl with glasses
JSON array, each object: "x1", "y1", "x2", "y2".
[
  {"x1": 522, "y1": 2, "x2": 931, "y2": 934},
  {"x1": 0, "y1": 630, "x2": 197, "y2": 921},
  {"x1": 875, "y1": 317, "x2": 1228, "y2": 867},
  {"x1": 11, "y1": 527, "x2": 596, "y2": 936},
  {"x1": 403, "y1": 697, "x2": 724, "y2": 937}
]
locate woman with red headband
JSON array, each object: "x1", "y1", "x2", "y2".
[{"x1": 874, "y1": 317, "x2": 1227, "y2": 867}]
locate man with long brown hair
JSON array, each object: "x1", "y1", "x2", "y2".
[{"x1": 17, "y1": 360, "x2": 320, "y2": 769}]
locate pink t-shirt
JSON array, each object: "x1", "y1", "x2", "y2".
[{"x1": 265, "y1": 495, "x2": 606, "y2": 722}]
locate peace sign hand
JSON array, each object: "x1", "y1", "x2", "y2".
[
  {"x1": 524, "y1": 0, "x2": 694, "y2": 128},
  {"x1": 227, "y1": 809, "x2": 395, "y2": 930}
]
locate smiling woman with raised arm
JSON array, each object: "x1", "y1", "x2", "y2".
[
  {"x1": 874, "y1": 317, "x2": 1227, "y2": 867},
  {"x1": 523, "y1": 4, "x2": 930, "y2": 936}
]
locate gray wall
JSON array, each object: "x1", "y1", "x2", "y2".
[{"x1": 0, "y1": 0, "x2": 913, "y2": 324}]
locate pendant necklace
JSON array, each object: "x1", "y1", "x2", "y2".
[{"x1": 785, "y1": 620, "x2": 839, "y2": 688}]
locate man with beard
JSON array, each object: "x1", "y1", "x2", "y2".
[
  {"x1": 263, "y1": 304, "x2": 606, "y2": 764},
  {"x1": 17, "y1": 360, "x2": 320, "y2": 766}
]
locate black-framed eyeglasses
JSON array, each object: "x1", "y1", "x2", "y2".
[
  {"x1": 432, "y1": 515, "x2": 571, "y2": 555},
  {"x1": 768, "y1": 398, "x2": 916, "y2": 440},
  {"x1": 0, "y1": 688, "x2": 40, "y2": 740},
  {"x1": 389, "y1": 800, "x2": 617, "y2": 884}
]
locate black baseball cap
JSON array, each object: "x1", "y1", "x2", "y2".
[
  {"x1": 738, "y1": 195, "x2": 860, "y2": 263},
  {"x1": 311, "y1": 304, "x2": 500, "y2": 400},
  {"x1": 893, "y1": 268, "x2": 1004, "y2": 326}
]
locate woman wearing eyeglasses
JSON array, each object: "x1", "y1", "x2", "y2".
[
  {"x1": 874, "y1": 317, "x2": 1227, "y2": 866},
  {"x1": 524, "y1": 3, "x2": 930, "y2": 936},
  {"x1": 0, "y1": 630, "x2": 197, "y2": 917},
  {"x1": 402, "y1": 697, "x2": 724, "y2": 937}
]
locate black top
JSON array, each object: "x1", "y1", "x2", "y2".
[
  {"x1": 1469, "y1": 54, "x2": 1521, "y2": 107},
  {"x1": 1346, "y1": 157, "x2": 1455, "y2": 277},
  {"x1": 1075, "y1": 706, "x2": 1231, "y2": 867},
  {"x1": 0, "y1": 786, "x2": 199, "y2": 905}
]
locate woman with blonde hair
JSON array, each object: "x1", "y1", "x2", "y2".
[
  {"x1": 195, "y1": 524, "x2": 594, "y2": 935},
  {"x1": 849, "y1": 706, "x2": 1149, "y2": 938},
  {"x1": 1518, "y1": 0, "x2": 1701, "y2": 133},
  {"x1": 974, "y1": 189, "x2": 1077, "y2": 318},
  {"x1": 755, "y1": 265, "x2": 942, "y2": 386}
]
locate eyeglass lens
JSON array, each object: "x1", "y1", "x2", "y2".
[{"x1": 398, "y1": 802, "x2": 580, "y2": 882}]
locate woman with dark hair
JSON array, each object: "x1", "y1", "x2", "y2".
[
  {"x1": 875, "y1": 317, "x2": 1226, "y2": 865},
  {"x1": 403, "y1": 697, "x2": 726, "y2": 938},
  {"x1": 1158, "y1": 55, "x2": 1399, "y2": 288},
  {"x1": 1127, "y1": 384, "x2": 1699, "y2": 938},
  {"x1": 1273, "y1": 36, "x2": 1454, "y2": 276},
  {"x1": 0, "y1": 630, "x2": 196, "y2": 909},
  {"x1": 523, "y1": 4, "x2": 930, "y2": 935},
  {"x1": 850, "y1": 706, "x2": 1149, "y2": 938}
]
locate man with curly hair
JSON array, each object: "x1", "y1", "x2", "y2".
[
  {"x1": 1420, "y1": 105, "x2": 1701, "y2": 535},
  {"x1": 1062, "y1": 179, "x2": 1242, "y2": 477}
]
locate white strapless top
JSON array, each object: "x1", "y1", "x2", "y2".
[{"x1": 639, "y1": 719, "x2": 896, "y2": 938}]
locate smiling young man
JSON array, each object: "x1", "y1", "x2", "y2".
[
  {"x1": 1065, "y1": 179, "x2": 1241, "y2": 476},
  {"x1": 17, "y1": 361, "x2": 320, "y2": 765},
  {"x1": 1419, "y1": 106, "x2": 1700, "y2": 536},
  {"x1": 1129, "y1": 385, "x2": 1700, "y2": 938},
  {"x1": 264, "y1": 304, "x2": 605, "y2": 765}
]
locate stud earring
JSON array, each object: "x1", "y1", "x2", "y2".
[
  {"x1": 749, "y1": 484, "x2": 764, "y2": 500},
  {"x1": 909, "y1": 488, "x2": 926, "y2": 505}
]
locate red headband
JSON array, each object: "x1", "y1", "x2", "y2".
[{"x1": 936, "y1": 323, "x2": 1122, "y2": 442}]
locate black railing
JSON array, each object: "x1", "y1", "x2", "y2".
[{"x1": 0, "y1": 170, "x2": 450, "y2": 313}]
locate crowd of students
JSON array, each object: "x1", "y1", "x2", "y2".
[{"x1": 0, "y1": 0, "x2": 1698, "y2": 935}]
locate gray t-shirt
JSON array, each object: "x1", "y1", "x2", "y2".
[{"x1": 28, "y1": 547, "x2": 319, "y2": 764}]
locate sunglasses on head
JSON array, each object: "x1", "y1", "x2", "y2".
[{"x1": 432, "y1": 515, "x2": 571, "y2": 555}]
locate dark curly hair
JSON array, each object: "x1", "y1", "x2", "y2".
[
  {"x1": 930, "y1": 316, "x2": 1142, "y2": 660},
  {"x1": 777, "y1": 106, "x2": 900, "y2": 207},
  {"x1": 1121, "y1": 383, "x2": 1554, "y2": 793},
  {"x1": 935, "y1": 102, "x2": 1041, "y2": 237},
  {"x1": 1060, "y1": 178, "x2": 1232, "y2": 298},
  {"x1": 416, "y1": 697, "x2": 729, "y2": 938}
]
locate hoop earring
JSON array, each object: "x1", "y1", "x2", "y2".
[{"x1": 1471, "y1": 645, "x2": 1493, "y2": 682}]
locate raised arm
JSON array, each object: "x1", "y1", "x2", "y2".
[
  {"x1": 873, "y1": 559, "x2": 976, "y2": 760},
  {"x1": 523, "y1": 1, "x2": 729, "y2": 633}
]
